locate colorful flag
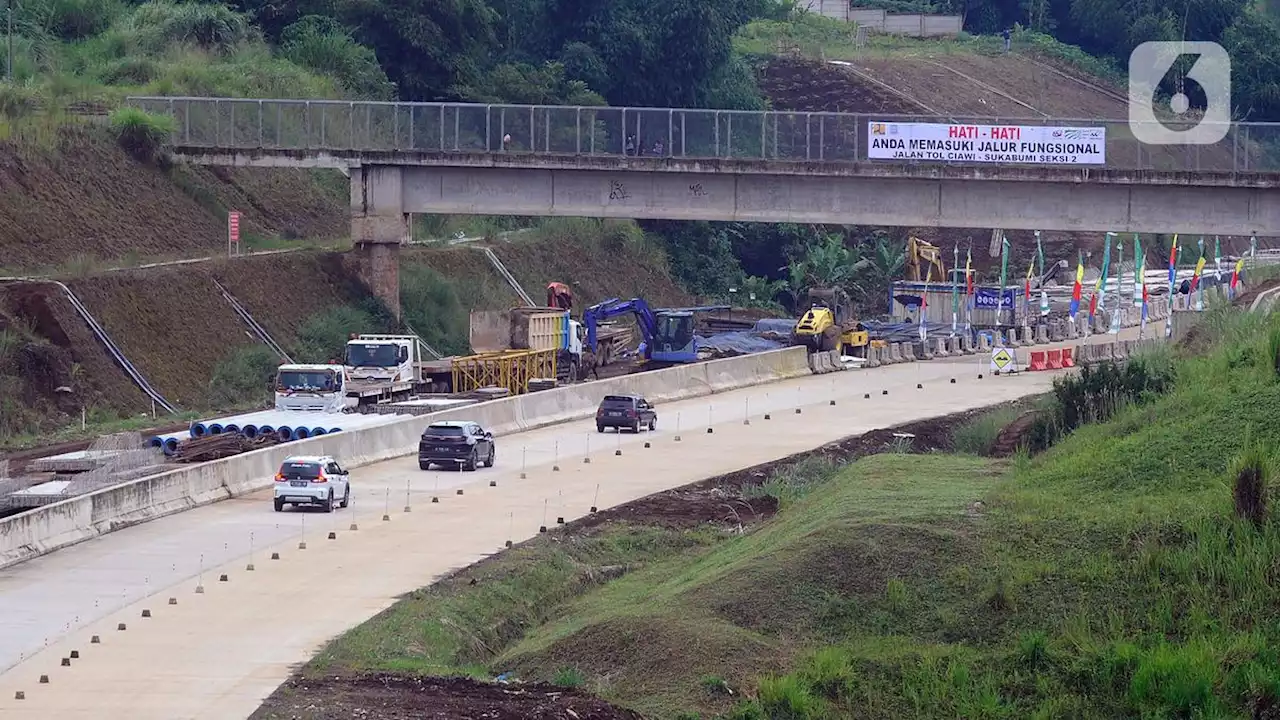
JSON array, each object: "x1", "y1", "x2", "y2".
[
  {"x1": 1132, "y1": 234, "x2": 1144, "y2": 307},
  {"x1": 998, "y1": 235, "x2": 1011, "y2": 325},
  {"x1": 950, "y1": 244, "x2": 959, "y2": 335},
  {"x1": 1069, "y1": 251, "x2": 1084, "y2": 319},
  {"x1": 1191, "y1": 255, "x2": 1206, "y2": 292},
  {"x1": 965, "y1": 247, "x2": 974, "y2": 297},
  {"x1": 1141, "y1": 281, "x2": 1149, "y2": 326},
  {"x1": 918, "y1": 281, "x2": 928, "y2": 342},
  {"x1": 1092, "y1": 233, "x2": 1114, "y2": 321},
  {"x1": 1167, "y1": 234, "x2": 1179, "y2": 291},
  {"x1": 1036, "y1": 231, "x2": 1049, "y2": 317},
  {"x1": 1025, "y1": 257, "x2": 1035, "y2": 302},
  {"x1": 1214, "y1": 235, "x2": 1222, "y2": 282},
  {"x1": 1231, "y1": 256, "x2": 1245, "y2": 291}
]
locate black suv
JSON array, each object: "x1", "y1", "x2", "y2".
[
  {"x1": 418, "y1": 421, "x2": 496, "y2": 471},
  {"x1": 596, "y1": 394, "x2": 657, "y2": 433}
]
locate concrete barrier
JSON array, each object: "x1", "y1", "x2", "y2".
[
  {"x1": 902, "y1": 342, "x2": 917, "y2": 362},
  {"x1": 827, "y1": 350, "x2": 844, "y2": 370},
  {"x1": 1036, "y1": 324, "x2": 1050, "y2": 344},
  {"x1": 934, "y1": 337, "x2": 950, "y2": 357},
  {"x1": 1, "y1": 347, "x2": 811, "y2": 569},
  {"x1": 864, "y1": 346, "x2": 881, "y2": 368},
  {"x1": 888, "y1": 343, "x2": 903, "y2": 363}
]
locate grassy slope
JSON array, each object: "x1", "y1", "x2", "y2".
[{"x1": 302, "y1": 304, "x2": 1280, "y2": 720}]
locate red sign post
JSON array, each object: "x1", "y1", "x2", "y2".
[{"x1": 228, "y1": 211, "x2": 241, "y2": 256}]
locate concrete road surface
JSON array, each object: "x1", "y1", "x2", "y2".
[{"x1": 0, "y1": 333, "x2": 1139, "y2": 718}]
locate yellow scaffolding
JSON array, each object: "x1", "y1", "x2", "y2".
[{"x1": 451, "y1": 348, "x2": 558, "y2": 395}]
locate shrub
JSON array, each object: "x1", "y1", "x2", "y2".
[
  {"x1": 756, "y1": 674, "x2": 823, "y2": 719},
  {"x1": 1231, "y1": 442, "x2": 1272, "y2": 527},
  {"x1": 951, "y1": 406, "x2": 1020, "y2": 455},
  {"x1": 293, "y1": 302, "x2": 391, "y2": 363},
  {"x1": 128, "y1": 0, "x2": 252, "y2": 54},
  {"x1": 551, "y1": 666, "x2": 585, "y2": 687},
  {"x1": 207, "y1": 344, "x2": 279, "y2": 407},
  {"x1": 108, "y1": 106, "x2": 173, "y2": 163}
]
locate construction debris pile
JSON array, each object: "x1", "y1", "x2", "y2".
[
  {"x1": 172, "y1": 433, "x2": 281, "y2": 463},
  {"x1": 1, "y1": 433, "x2": 163, "y2": 511}
]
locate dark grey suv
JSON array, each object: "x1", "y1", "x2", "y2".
[
  {"x1": 595, "y1": 394, "x2": 657, "y2": 433},
  {"x1": 418, "y1": 420, "x2": 495, "y2": 471}
]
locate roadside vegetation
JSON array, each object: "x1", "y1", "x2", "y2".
[{"x1": 290, "y1": 304, "x2": 1280, "y2": 719}]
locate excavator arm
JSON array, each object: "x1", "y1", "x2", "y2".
[{"x1": 906, "y1": 236, "x2": 948, "y2": 283}]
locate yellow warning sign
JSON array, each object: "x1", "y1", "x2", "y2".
[{"x1": 990, "y1": 347, "x2": 1017, "y2": 373}]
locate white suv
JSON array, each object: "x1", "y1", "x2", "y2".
[{"x1": 273, "y1": 455, "x2": 351, "y2": 512}]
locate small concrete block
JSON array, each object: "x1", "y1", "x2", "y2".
[
  {"x1": 271, "y1": 551, "x2": 281, "y2": 559},
  {"x1": 456, "y1": 488, "x2": 464, "y2": 495},
  {"x1": 69, "y1": 651, "x2": 79, "y2": 659},
  {"x1": 504, "y1": 540, "x2": 512, "y2": 548},
  {"x1": 829, "y1": 399, "x2": 836, "y2": 406},
  {"x1": 674, "y1": 434, "x2": 682, "y2": 442},
  {"x1": 643, "y1": 442, "x2": 651, "y2": 448},
  {"x1": 764, "y1": 413, "x2": 771, "y2": 420},
  {"x1": 382, "y1": 514, "x2": 391, "y2": 521},
  {"x1": 615, "y1": 449, "x2": 622, "y2": 455},
  {"x1": 347, "y1": 524, "x2": 357, "y2": 532},
  {"x1": 552, "y1": 465, "x2": 560, "y2": 472},
  {"x1": 795, "y1": 408, "x2": 802, "y2": 414},
  {"x1": 430, "y1": 497, "x2": 438, "y2": 504},
  {"x1": 168, "y1": 597, "x2": 177, "y2": 605},
  {"x1": 556, "y1": 517, "x2": 565, "y2": 524},
  {"x1": 90, "y1": 636, "x2": 100, "y2": 644},
  {"x1": 141, "y1": 609, "x2": 151, "y2": 618},
  {"x1": 950, "y1": 378, "x2": 956, "y2": 384},
  {"x1": 15, "y1": 691, "x2": 25, "y2": 699},
  {"x1": 590, "y1": 506, "x2": 598, "y2": 512},
  {"x1": 489, "y1": 480, "x2": 497, "y2": 487},
  {"x1": 327, "y1": 532, "x2": 337, "y2": 540},
  {"x1": 917, "y1": 383, "x2": 923, "y2": 389},
  {"x1": 519, "y1": 472, "x2": 527, "y2": 479},
  {"x1": 219, "y1": 574, "x2": 229, "y2": 581},
  {"x1": 117, "y1": 623, "x2": 126, "y2": 631},
  {"x1": 706, "y1": 427, "x2": 713, "y2": 434},
  {"x1": 583, "y1": 457, "x2": 591, "y2": 464},
  {"x1": 539, "y1": 525, "x2": 547, "y2": 533},
  {"x1": 61, "y1": 658, "x2": 70, "y2": 667},
  {"x1": 882, "y1": 390, "x2": 888, "y2": 395},
  {"x1": 864, "y1": 393, "x2": 870, "y2": 399},
  {"x1": 38, "y1": 675, "x2": 48, "y2": 684},
  {"x1": 297, "y1": 541, "x2": 307, "y2": 550}
]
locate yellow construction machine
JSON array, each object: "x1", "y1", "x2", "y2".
[
  {"x1": 790, "y1": 287, "x2": 869, "y2": 355},
  {"x1": 906, "y1": 236, "x2": 947, "y2": 282}
]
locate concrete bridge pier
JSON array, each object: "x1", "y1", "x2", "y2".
[{"x1": 351, "y1": 165, "x2": 407, "y2": 321}]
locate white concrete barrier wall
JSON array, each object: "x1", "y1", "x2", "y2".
[{"x1": 0, "y1": 347, "x2": 810, "y2": 568}]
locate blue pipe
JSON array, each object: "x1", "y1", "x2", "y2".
[
  {"x1": 294, "y1": 427, "x2": 311, "y2": 440},
  {"x1": 148, "y1": 436, "x2": 164, "y2": 449},
  {"x1": 190, "y1": 422, "x2": 207, "y2": 438},
  {"x1": 162, "y1": 437, "x2": 182, "y2": 454},
  {"x1": 328, "y1": 428, "x2": 341, "y2": 434},
  {"x1": 208, "y1": 424, "x2": 224, "y2": 435},
  {"x1": 275, "y1": 427, "x2": 293, "y2": 442},
  {"x1": 311, "y1": 428, "x2": 327, "y2": 436},
  {"x1": 242, "y1": 424, "x2": 259, "y2": 440},
  {"x1": 224, "y1": 424, "x2": 240, "y2": 434}
]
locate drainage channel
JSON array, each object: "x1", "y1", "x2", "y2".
[{"x1": 213, "y1": 279, "x2": 294, "y2": 363}]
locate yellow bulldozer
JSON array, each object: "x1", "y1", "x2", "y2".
[{"x1": 790, "y1": 287, "x2": 869, "y2": 355}]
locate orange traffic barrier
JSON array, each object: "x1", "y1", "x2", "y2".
[
  {"x1": 1046, "y1": 349, "x2": 1063, "y2": 370},
  {"x1": 1028, "y1": 350, "x2": 1049, "y2": 371},
  {"x1": 1062, "y1": 347, "x2": 1075, "y2": 368}
]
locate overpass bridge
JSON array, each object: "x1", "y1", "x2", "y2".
[{"x1": 129, "y1": 97, "x2": 1280, "y2": 314}]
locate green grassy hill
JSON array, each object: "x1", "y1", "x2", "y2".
[{"x1": 289, "y1": 303, "x2": 1280, "y2": 720}]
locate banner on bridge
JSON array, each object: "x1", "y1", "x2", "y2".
[{"x1": 868, "y1": 122, "x2": 1106, "y2": 165}]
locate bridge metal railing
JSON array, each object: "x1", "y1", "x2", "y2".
[{"x1": 126, "y1": 96, "x2": 1280, "y2": 173}]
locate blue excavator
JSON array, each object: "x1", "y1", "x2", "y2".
[{"x1": 584, "y1": 297, "x2": 730, "y2": 366}]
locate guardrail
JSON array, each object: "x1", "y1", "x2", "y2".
[{"x1": 127, "y1": 97, "x2": 1280, "y2": 173}]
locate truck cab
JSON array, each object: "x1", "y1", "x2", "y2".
[
  {"x1": 344, "y1": 335, "x2": 416, "y2": 383},
  {"x1": 274, "y1": 364, "x2": 356, "y2": 412}
]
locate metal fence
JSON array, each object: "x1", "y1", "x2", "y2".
[{"x1": 127, "y1": 97, "x2": 1280, "y2": 173}]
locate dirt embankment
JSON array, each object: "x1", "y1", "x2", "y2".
[
  {"x1": 0, "y1": 231, "x2": 692, "y2": 435},
  {"x1": 0, "y1": 128, "x2": 347, "y2": 271}
]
